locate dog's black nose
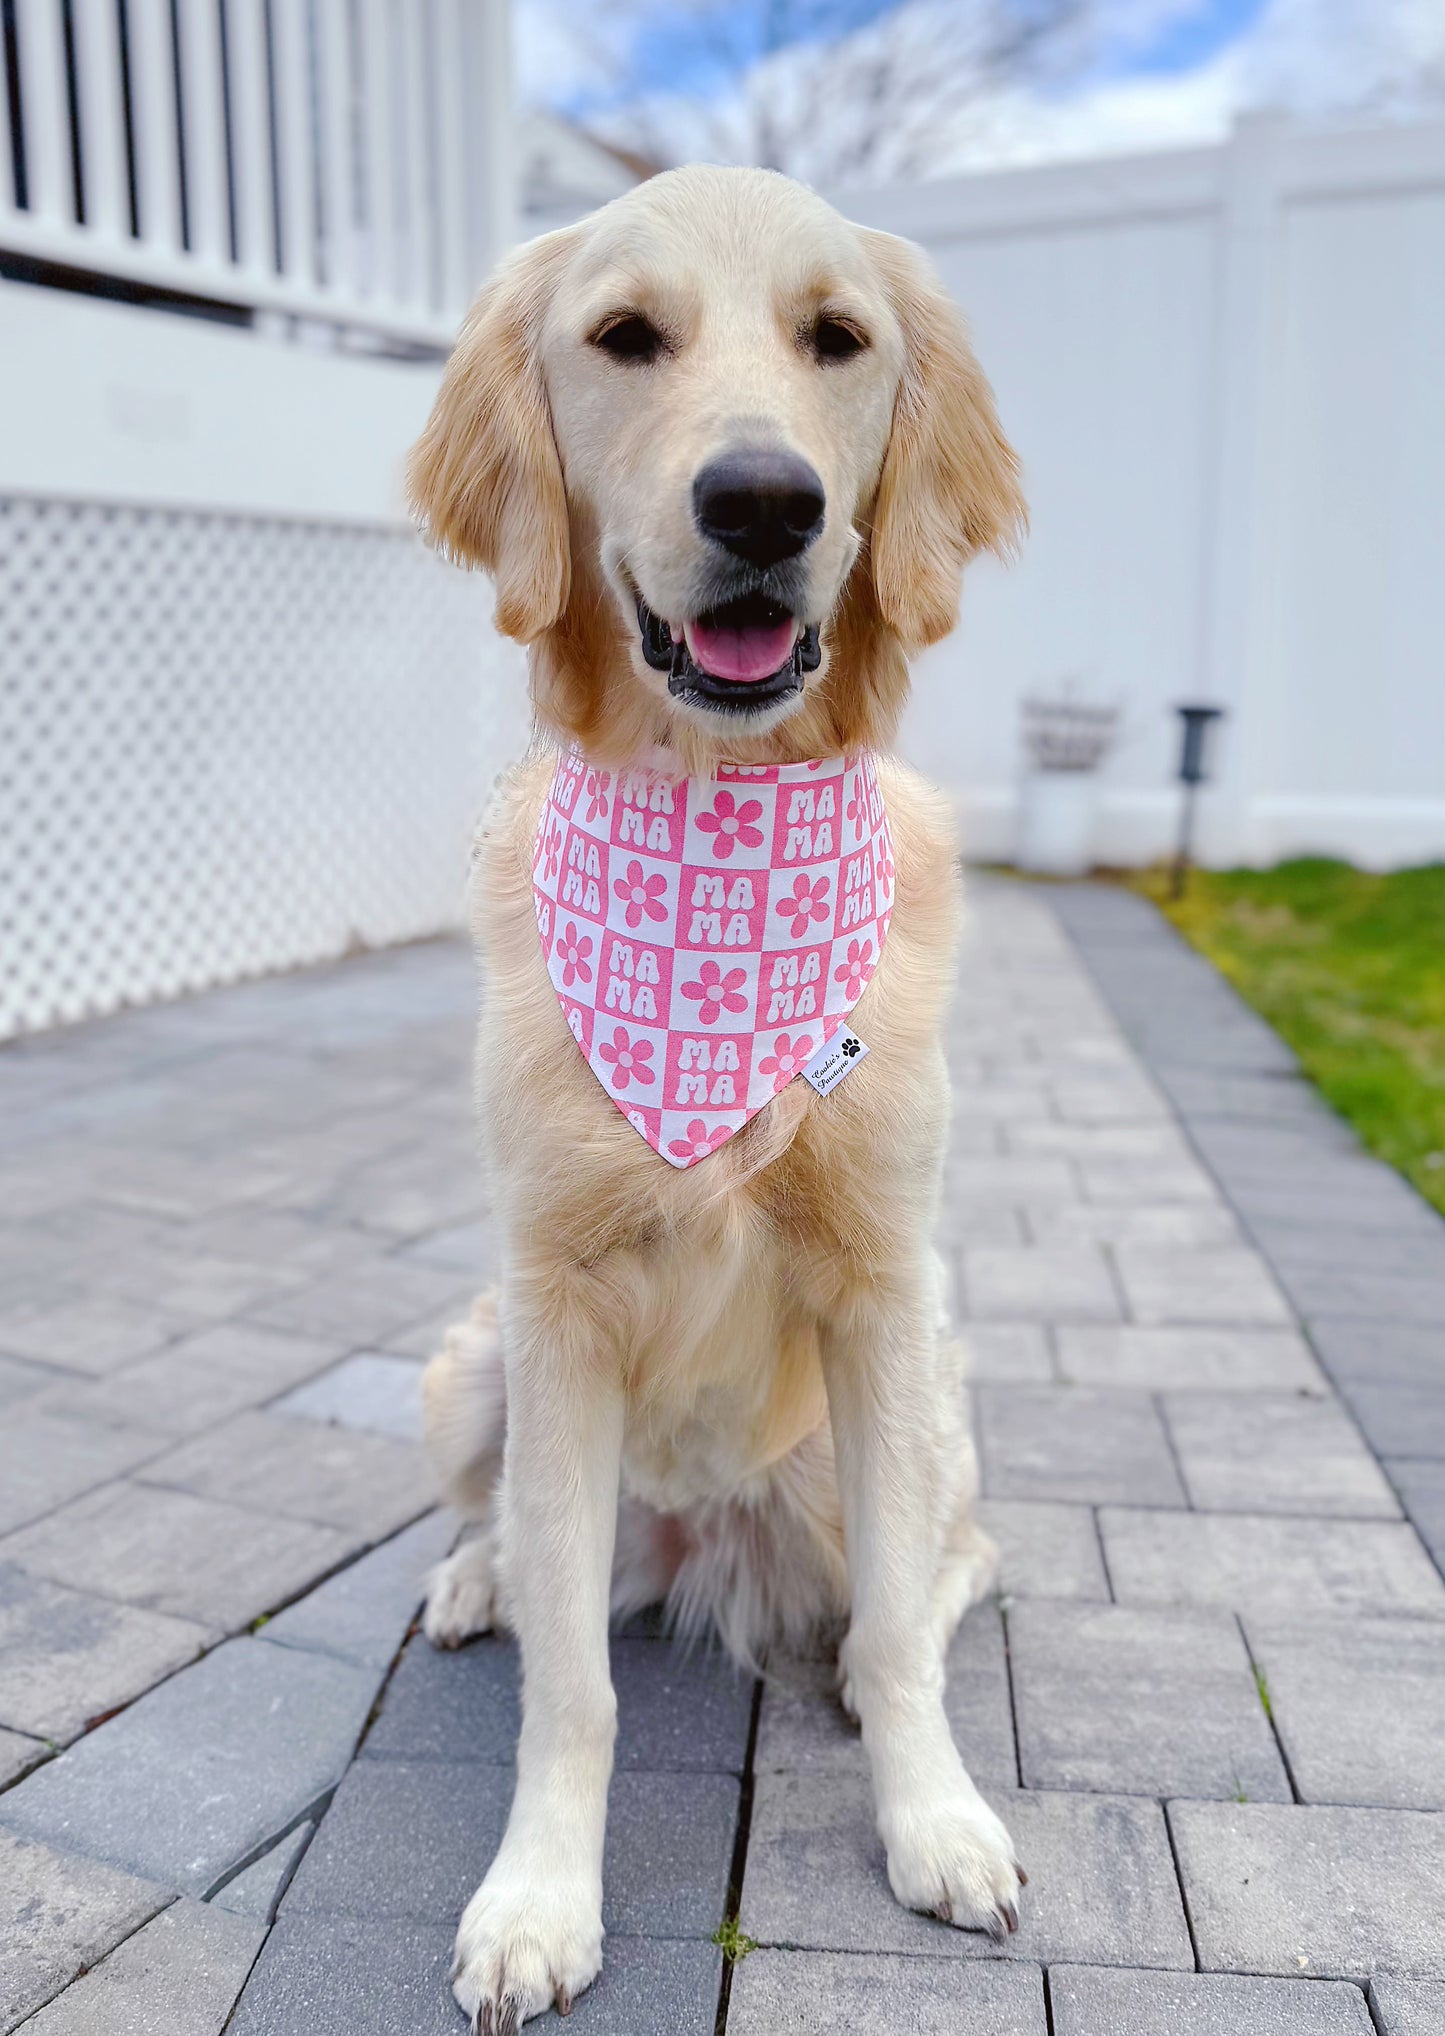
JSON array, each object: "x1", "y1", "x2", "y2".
[{"x1": 693, "y1": 450, "x2": 825, "y2": 569}]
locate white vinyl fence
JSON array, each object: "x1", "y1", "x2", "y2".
[
  {"x1": 844, "y1": 116, "x2": 1445, "y2": 871},
  {"x1": 1, "y1": 0, "x2": 521, "y2": 1040}
]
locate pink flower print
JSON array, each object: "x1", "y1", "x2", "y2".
[
  {"x1": 696, "y1": 790, "x2": 765, "y2": 861},
  {"x1": 833, "y1": 938, "x2": 874, "y2": 1001},
  {"x1": 668, "y1": 1118, "x2": 732, "y2": 1162},
  {"x1": 846, "y1": 780, "x2": 869, "y2": 841},
  {"x1": 757, "y1": 1031, "x2": 815, "y2": 1094},
  {"x1": 542, "y1": 819, "x2": 563, "y2": 881},
  {"x1": 556, "y1": 920, "x2": 593, "y2": 989},
  {"x1": 597, "y1": 1026, "x2": 655, "y2": 1092},
  {"x1": 613, "y1": 859, "x2": 667, "y2": 929},
  {"x1": 680, "y1": 960, "x2": 749, "y2": 1024},
  {"x1": 874, "y1": 839, "x2": 895, "y2": 897},
  {"x1": 776, "y1": 873, "x2": 831, "y2": 939},
  {"x1": 584, "y1": 769, "x2": 611, "y2": 823}
]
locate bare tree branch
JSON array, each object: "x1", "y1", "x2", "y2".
[{"x1": 554, "y1": 0, "x2": 1093, "y2": 187}]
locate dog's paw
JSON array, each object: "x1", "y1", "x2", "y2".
[
  {"x1": 423, "y1": 1545, "x2": 500, "y2": 1650},
  {"x1": 451, "y1": 1862, "x2": 603, "y2": 2032},
  {"x1": 882, "y1": 1788, "x2": 1023, "y2": 1941}
]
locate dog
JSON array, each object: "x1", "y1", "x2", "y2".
[{"x1": 409, "y1": 164, "x2": 1026, "y2": 2031}]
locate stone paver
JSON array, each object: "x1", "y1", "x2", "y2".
[
  {"x1": 1099, "y1": 1508, "x2": 1445, "y2": 1619},
  {"x1": 961, "y1": 1247, "x2": 1121, "y2": 1323},
  {"x1": 1344, "y1": 1383, "x2": 1445, "y2": 1462},
  {"x1": 1049, "y1": 1965, "x2": 1375, "y2": 2034},
  {"x1": 0, "y1": 1353, "x2": 59, "y2": 1411},
  {"x1": 1009, "y1": 1600, "x2": 1289, "y2": 1801},
  {"x1": 270, "y1": 1352, "x2": 426, "y2": 1440},
  {"x1": 0, "y1": 1409, "x2": 166, "y2": 1536},
  {"x1": 1162, "y1": 1392, "x2": 1401, "y2": 1516},
  {"x1": 136, "y1": 1409, "x2": 433, "y2": 1536},
  {"x1": 0, "y1": 1728, "x2": 46, "y2": 1787},
  {"x1": 940, "y1": 1158, "x2": 1077, "y2": 1211},
  {"x1": 0, "y1": 1637, "x2": 377, "y2": 1894},
  {"x1": 260, "y1": 1510, "x2": 456, "y2": 1671},
  {"x1": 1025, "y1": 1202, "x2": 1242, "y2": 1247},
  {"x1": 1170, "y1": 1799, "x2": 1445, "y2": 1980},
  {"x1": 1282, "y1": 1267, "x2": 1445, "y2": 1329},
  {"x1": 1078, "y1": 1157, "x2": 1218, "y2": 1202},
  {"x1": 0, "y1": 1483, "x2": 357, "y2": 1633},
  {"x1": 225, "y1": 1917, "x2": 460, "y2": 2036},
  {"x1": 0, "y1": 1561, "x2": 209, "y2": 1742},
  {"x1": 755, "y1": 1604, "x2": 1015, "y2": 1787},
  {"x1": 743, "y1": 1773, "x2": 1192, "y2": 1967},
  {"x1": 1386, "y1": 1459, "x2": 1445, "y2": 1569},
  {"x1": 1113, "y1": 1244, "x2": 1292, "y2": 1327},
  {"x1": 1245, "y1": 1616, "x2": 1445, "y2": 1810},
  {"x1": 278, "y1": 1757, "x2": 505, "y2": 1924},
  {"x1": 1310, "y1": 1320, "x2": 1445, "y2": 1387},
  {"x1": 286, "y1": 1755, "x2": 736, "y2": 1939},
  {"x1": 365, "y1": 1627, "x2": 756, "y2": 1774},
  {"x1": 1009, "y1": 1122, "x2": 1194, "y2": 1164},
  {"x1": 728, "y1": 1951, "x2": 1047, "y2": 2033},
  {"x1": 959, "y1": 1322, "x2": 1055, "y2": 1383},
  {"x1": 31, "y1": 1324, "x2": 343, "y2": 1436},
  {"x1": 4, "y1": 880, "x2": 1445, "y2": 2032},
  {"x1": 1054, "y1": 1323, "x2": 1325, "y2": 1393},
  {"x1": 246, "y1": 1261, "x2": 471, "y2": 1347},
  {"x1": 0, "y1": 1829, "x2": 168, "y2": 2029},
  {"x1": 978, "y1": 1386, "x2": 1185, "y2": 1506},
  {"x1": 210, "y1": 1824, "x2": 315, "y2": 1923},
  {"x1": 1370, "y1": 1978, "x2": 1445, "y2": 2035},
  {"x1": 18, "y1": 1896, "x2": 264, "y2": 2035},
  {"x1": 0, "y1": 1297, "x2": 190, "y2": 1377},
  {"x1": 230, "y1": 1921, "x2": 721, "y2": 2036},
  {"x1": 976, "y1": 1499, "x2": 1110, "y2": 1602}
]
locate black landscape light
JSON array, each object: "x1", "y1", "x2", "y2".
[{"x1": 1171, "y1": 704, "x2": 1224, "y2": 899}]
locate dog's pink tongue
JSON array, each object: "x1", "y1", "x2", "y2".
[{"x1": 684, "y1": 616, "x2": 796, "y2": 683}]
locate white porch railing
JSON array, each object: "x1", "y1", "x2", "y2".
[{"x1": 0, "y1": 0, "x2": 510, "y2": 348}]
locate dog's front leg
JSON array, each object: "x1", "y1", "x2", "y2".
[
  {"x1": 450, "y1": 1288, "x2": 624, "y2": 2033},
  {"x1": 823, "y1": 1279, "x2": 1021, "y2": 1941}
]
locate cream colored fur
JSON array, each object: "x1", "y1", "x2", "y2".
[{"x1": 409, "y1": 165, "x2": 1026, "y2": 2032}]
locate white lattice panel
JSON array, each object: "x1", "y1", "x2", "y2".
[{"x1": 0, "y1": 496, "x2": 523, "y2": 1037}]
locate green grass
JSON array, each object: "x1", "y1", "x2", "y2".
[
  {"x1": 712, "y1": 1918, "x2": 759, "y2": 1964},
  {"x1": 1129, "y1": 859, "x2": 1445, "y2": 1219}
]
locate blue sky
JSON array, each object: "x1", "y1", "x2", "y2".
[
  {"x1": 547, "y1": 0, "x2": 1274, "y2": 117},
  {"x1": 1107, "y1": 0, "x2": 1269, "y2": 75}
]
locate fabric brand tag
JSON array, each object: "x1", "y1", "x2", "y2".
[{"x1": 800, "y1": 1029, "x2": 868, "y2": 1096}]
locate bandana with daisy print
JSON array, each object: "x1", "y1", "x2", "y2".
[{"x1": 532, "y1": 750, "x2": 894, "y2": 1167}]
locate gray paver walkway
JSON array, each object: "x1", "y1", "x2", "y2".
[{"x1": 2, "y1": 876, "x2": 1444, "y2": 2032}]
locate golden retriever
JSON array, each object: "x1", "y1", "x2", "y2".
[{"x1": 409, "y1": 164, "x2": 1025, "y2": 2032}]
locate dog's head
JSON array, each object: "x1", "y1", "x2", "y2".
[{"x1": 411, "y1": 166, "x2": 1023, "y2": 756}]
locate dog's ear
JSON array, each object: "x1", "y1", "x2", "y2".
[
  {"x1": 409, "y1": 230, "x2": 575, "y2": 642},
  {"x1": 862, "y1": 229, "x2": 1026, "y2": 651}
]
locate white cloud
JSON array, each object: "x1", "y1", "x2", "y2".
[{"x1": 523, "y1": 0, "x2": 1445, "y2": 187}]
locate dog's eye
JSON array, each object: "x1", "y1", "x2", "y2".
[
  {"x1": 812, "y1": 315, "x2": 868, "y2": 363},
  {"x1": 591, "y1": 314, "x2": 665, "y2": 364}
]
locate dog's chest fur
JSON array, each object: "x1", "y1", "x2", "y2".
[{"x1": 468, "y1": 749, "x2": 960, "y2": 1487}]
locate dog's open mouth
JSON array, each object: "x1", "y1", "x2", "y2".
[{"x1": 637, "y1": 592, "x2": 821, "y2": 713}]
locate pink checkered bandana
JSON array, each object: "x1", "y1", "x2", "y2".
[{"x1": 532, "y1": 751, "x2": 895, "y2": 1166}]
